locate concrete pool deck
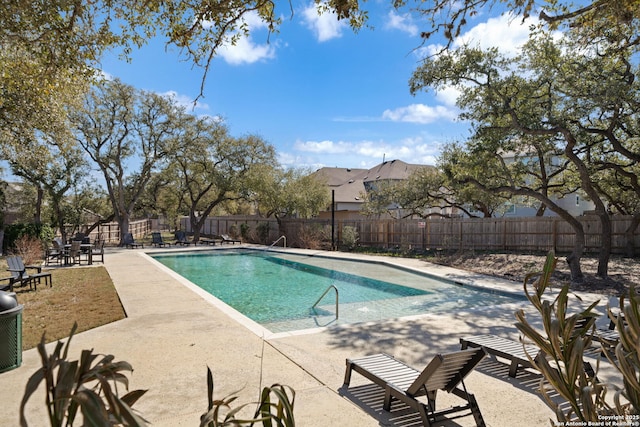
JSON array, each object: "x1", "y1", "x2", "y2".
[{"x1": 0, "y1": 245, "x2": 616, "y2": 426}]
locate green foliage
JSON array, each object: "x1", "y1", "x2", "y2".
[
  {"x1": 256, "y1": 222, "x2": 270, "y2": 245},
  {"x1": 20, "y1": 324, "x2": 148, "y2": 427},
  {"x1": 200, "y1": 366, "x2": 295, "y2": 427},
  {"x1": 240, "y1": 223, "x2": 251, "y2": 240},
  {"x1": 341, "y1": 226, "x2": 359, "y2": 251},
  {"x1": 3, "y1": 223, "x2": 54, "y2": 254},
  {"x1": 515, "y1": 251, "x2": 640, "y2": 422},
  {"x1": 606, "y1": 288, "x2": 640, "y2": 415},
  {"x1": 253, "y1": 168, "x2": 329, "y2": 222}
]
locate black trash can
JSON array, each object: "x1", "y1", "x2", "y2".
[{"x1": 0, "y1": 291, "x2": 23, "y2": 373}]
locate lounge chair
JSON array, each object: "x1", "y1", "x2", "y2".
[
  {"x1": 174, "y1": 231, "x2": 192, "y2": 246},
  {"x1": 123, "y1": 233, "x2": 143, "y2": 249},
  {"x1": 151, "y1": 232, "x2": 170, "y2": 247},
  {"x1": 199, "y1": 236, "x2": 217, "y2": 246},
  {"x1": 460, "y1": 334, "x2": 596, "y2": 378},
  {"x1": 6, "y1": 255, "x2": 52, "y2": 291},
  {"x1": 342, "y1": 348, "x2": 487, "y2": 426},
  {"x1": 220, "y1": 234, "x2": 241, "y2": 244}
]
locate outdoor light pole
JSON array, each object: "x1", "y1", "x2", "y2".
[{"x1": 331, "y1": 190, "x2": 335, "y2": 251}]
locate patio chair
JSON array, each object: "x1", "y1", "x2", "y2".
[
  {"x1": 220, "y1": 234, "x2": 241, "y2": 244},
  {"x1": 342, "y1": 347, "x2": 487, "y2": 427},
  {"x1": 45, "y1": 237, "x2": 64, "y2": 265},
  {"x1": 64, "y1": 240, "x2": 84, "y2": 265},
  {"x1": 460, "y1": 334, "x2": 596, "y2": 379},
  {"x1": 123, "y1": 233, "x2": 143, "y2": 249},
  {"x1": 151, "y1": 232, "x2": 170, "y2": 247},
  {"x1": 6, "y1": 255, "x2": 52, "y2": 291},
  {"x1": 0, "y1": 275, "x2": 15, "y2": 292},
  {"x1": 174, "y1": 231, "x2": 192, "y2": 246},
  {"x1": 92, "y1": 239, "x2": 105, "y2": 263}
]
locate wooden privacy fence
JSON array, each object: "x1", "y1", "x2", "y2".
[
  {"x1": 334, "y1": 216, "x2": 639, "y2": 254},
  {"x1": 185, "y1": 215, "x2": 639, "y2": 255},
  {"x1": 327, "y1": 216, "x2": 639, "y2": 254},
  {"x1": 66, "y1": 219, "x2": 152, "y2": 244}
]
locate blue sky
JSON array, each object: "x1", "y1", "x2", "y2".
[{"x1": 100, "y1": 4, "x2": 536, "y2": 170}]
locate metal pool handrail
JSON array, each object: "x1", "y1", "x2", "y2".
[
  {"x1": 312, "y1": 284, "x2": 339, "y2": 320},
  {"x1": 266, "y1": 235, "x2": 286, "y2": 250}
]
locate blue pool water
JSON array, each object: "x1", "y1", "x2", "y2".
[{"x1": 152, "y1": 249, "x2": 523, "y2": 333}]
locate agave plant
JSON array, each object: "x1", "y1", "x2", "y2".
[
  {"x1": 605, "y1": 287, "x2": 640, "y2": 415},
  {"x1": 20, "y1": 323, "x2": 148, "y2": 427},
  {"x1": 514, "y1": 250, "x2": 610, "y2": 422},
  {"x1": 200, "y1": 366, "x2": 295, "y2": 427}
]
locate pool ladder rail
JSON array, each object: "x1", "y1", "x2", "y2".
[
  {"x1": 312, "y1": 284, "x2": 339, "y2": 320},
  {"x1": 266, "y1": 235, "x2": 286, "y2": 250}
]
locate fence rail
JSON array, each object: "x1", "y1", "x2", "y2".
[
  {"x1": 64, "y1": 219, "x2": 152, "y2": 244},
  {"x1": 182, "y1": 215, "x2": 639, "y2": 255}
]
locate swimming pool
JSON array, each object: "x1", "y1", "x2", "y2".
[{"x1": 151, "y1": 249, "x2": 524, "y2": 334}]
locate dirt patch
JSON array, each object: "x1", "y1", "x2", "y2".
[{"x1": 426, "y1": 252, "x2": 638, "y2": 297}]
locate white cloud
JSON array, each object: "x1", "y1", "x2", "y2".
[
  {"x1": 453, "y1": 13, "x2": 538, "y2": 56},
  {"x1": 382, "y1": 103, "x2": 458, "y2": 124},
  {"x1": 218, "y1": 37, "x2": 276, "y2": 65},
  {"x1": 302, "y1": 4, "x2": 347, "y2": 42},
  {"x1": 290, "y1": 135, "x2": 442, "y2": 168},
  {"x1": 384, "y1": 11, "x2": 419, "y2": 37},
  {"x1": 215, "y1": 11, "x2": 277, "y2": 65},
  {"x1": 294, "y1": 139, "x2": 352, "y2": 153},
  {"x1": 434, "y1": 86, "x2": 462, "y2": 107}
]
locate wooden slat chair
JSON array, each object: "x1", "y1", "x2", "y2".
[
  {"x1": 343, "y1": 347, "x2": 487, "y2": 426},
  {"x1": 460, "y1": 334, "x2": 596, "y2": 378},
  {"x1": 6, "y1": 255, "x2": 52, "y2": 291}
]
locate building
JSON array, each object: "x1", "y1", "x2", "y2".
[{"x1": 312, "y1": 160, "x2": 433, "y2": 220}]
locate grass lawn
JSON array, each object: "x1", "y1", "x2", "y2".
[{"x1": 3, "y1": 263, "x2": 126, "y2": 350}]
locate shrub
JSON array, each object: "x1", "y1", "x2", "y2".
[
  {"x1": 296, "y1": 224, "x2": 325, "y2": 249},
  {"x1": 14, "y1": 235, "x2": 45, "y2": 264},
  {"x1": 341, "y1": 226, "x2": 359, "y2": 251},
  {"x1": 256, "y1": 222, "x2": 270, "y2": 245},
  {"x1": 240, "y1": 223, "x2": 251, "y2": 241},
  {"x1": 3, "y1": 223, "x2": 54, "y2": 255}
]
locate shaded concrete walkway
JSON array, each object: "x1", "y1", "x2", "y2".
[{"x1": 1, "y1": 246, "x2": 611, "y2": 426}]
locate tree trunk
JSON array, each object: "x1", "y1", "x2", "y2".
[
  {"x1": 624, "y1": 213, "x2": 640, "y2": 257},
  {"x1": 560, "y1": 214, "x2": 586, "y2": 283},
  {"x1": 34, "y1": 186, "x2": 44, "y2": 224},
  {"x1": 119, "y1": 215, "x2": 131, "y2": 247},
  {"x1": 596, "y1": 211, "x2": 612, "y2": 278},
  {"x1": 190, "y1": 212, "x2": 205, "y2": 243}
]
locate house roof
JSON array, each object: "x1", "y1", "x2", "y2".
[{"x1": 312, "y1": 160, "x2": 434, "y2": 205}]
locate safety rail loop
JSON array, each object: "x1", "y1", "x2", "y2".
[
  {"x1": 312, "y1": 284, "x2": 339, "y2": 320},
  {"x1": 266, "y1": 235, "x2": 286, "y2": 250}
]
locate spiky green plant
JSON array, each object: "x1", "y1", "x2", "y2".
[
  {"x1": 200, "y1": 366, "x2": 295, "y2": 427},
  {"x1": 605, "y1": 287, "x2": 640, "y2": 415},
  {"x1": 514, "y1": 250, "x2": 609, "y2": 422},
  {"x1": 20, "y1": 323, "x2": 148, "y2": 427}
]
